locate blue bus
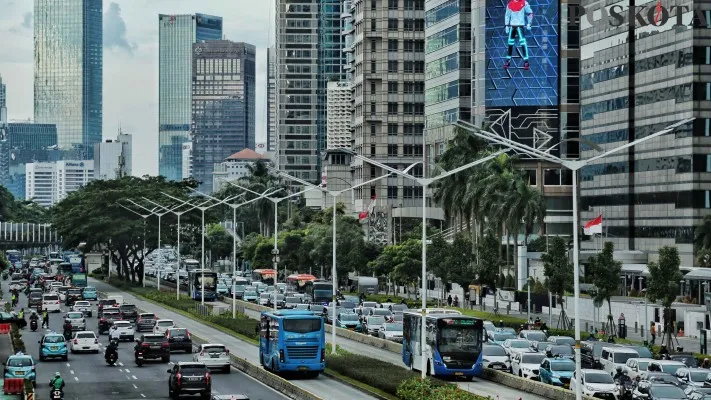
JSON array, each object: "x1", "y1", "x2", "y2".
[
  {"x1": 304, "y1": 280, "x2": 333, "y2": 305},
  {"x1": 402, "y1": 309, "x2": 484, "y2": 379},
  {"x1": 6, "y1": 250, "x2": 21, "y2": 264},
  {"x1": 188, "y1": 270, "x2": 218, "y2": 301},
  {"x1": 259, "y1": 310, "x2": 325, "y2": 377}
]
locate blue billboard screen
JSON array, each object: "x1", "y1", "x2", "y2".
[{"x1": 485, "y1": 0, "x2": 559, "y2": 107}]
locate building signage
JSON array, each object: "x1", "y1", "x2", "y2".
[{"x1": 568, "y1": 2, "x2": 709, "y2": 28}]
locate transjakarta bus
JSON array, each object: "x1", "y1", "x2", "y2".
[
  {"x1": 259, "y1": 310, "x2": 325, "y2": 377},
  {"x1": 402, "y1": 309, "x2": 484, "y2": 379},
  {"x1": 188, "y1": 269, "x2": 218, "y2": 301},
  {"x1": 304, "y1": 280, "x2": 333, "y2": 305},
  {"x1": 286, "y1": 274, "x2": 317, "y2": 294},
  {"x1": 251, "y1": 269, "x2": 275, "y2": 285},
  {"x1": 181, "y1": 259, "x2": 200, "y2": 272},
  {"x1": 6, "y1": 250, "x2": 21, "y2": 264}
]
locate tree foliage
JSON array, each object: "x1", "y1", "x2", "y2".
[
  {"x1": 589, "y1": 241, "x2": 622, "y2": 327},
  {"x1": 206, "y1": 224, "x2": 233, "y2": 260},
  {"x1": 541, "y1": 236, "x2": 573, "y2": 305},
  {"x1": 647, "y1": 246, "x2": 683, "y2": 350},
  {"x1": 0, "y1": 186, "x2": 49, "y2": 223}
]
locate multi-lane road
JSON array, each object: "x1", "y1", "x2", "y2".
[
  {"x1": 6, "y1": 279, "x2": 289, "y2": 400},
  {"x1": 143, "y1": 276, "x2": 541, "y2": 400}
]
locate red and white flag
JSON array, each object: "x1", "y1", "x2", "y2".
[
  {"x1": 358, "y1": 196, "x2": 377, "y2": 222},
  {"x1": 583, "y1": 214, "x2": 603, "y2": 235}
]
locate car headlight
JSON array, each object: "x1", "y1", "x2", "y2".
[
  {"x1": 586, "y1": 385, "x2": 595, "y2": 391},
  {"x1": 522, "y1": 367, "x2": 531, "y2": 372}
]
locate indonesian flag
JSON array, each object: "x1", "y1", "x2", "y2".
[
  {"x1": 583, "y1": 214, "x2": 603, "y2": 235},
  {"x1": 358, "y1": 196, "x2": 376, "y2": 222}
]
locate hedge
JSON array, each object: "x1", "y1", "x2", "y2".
[
  {"x1": 397, "y1": 378, "x2": 491, "y2": 400},
  {"x1": 10, "y1": 323, "x2": 26, "y2": 353}
]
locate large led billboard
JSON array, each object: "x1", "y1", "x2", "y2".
[{"x1": 485, "y1": 0, "x2": 559, "y2": 107}]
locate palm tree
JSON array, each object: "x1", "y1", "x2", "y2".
[
  {"x1": 237, "y1": 160, "x2": 286, "y2": 236},
  {"x1": 695, "y1": 215, "x2": 711, "y2": 251}
]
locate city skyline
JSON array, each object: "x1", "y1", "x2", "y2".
[{"x1": 0, "y1": 0, "x2": 272, "y2": 177}]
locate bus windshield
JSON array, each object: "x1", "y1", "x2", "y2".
[
  {"x1": 197, "y1": 275, "x2": 216, "y2": 289},
  {"x1": 438, "y1": 324, "x2": 481, "y2": 355},
  {"x1": 283, "y1": 318, "x2": 321, "y2": 333}
]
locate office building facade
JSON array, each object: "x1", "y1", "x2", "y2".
[
  {"x1": 267, "y1": 47, "x2": 278, "y2": 154},
  {"x1": 0, "y1": 74, "x2": 6, "y2": 127},
  {"x1": 275, "y1": 0, "x2": 345, "y2": 183},
  {"x1": 1, "y1": 123, "x2": 60, "y2": 200},
  {"x1": 182, "y1": 142, "x2": 193, "y2": 180},
  {"x1": 94, "y1": 133, "x2": 133, "y2": 180},
  {"x1": 158, "y1": 13, "x2": 223, "y2": 181},
  {"x1": 26, "y1": 160, "x2": 94, "y2": 207},
  {"x1": 212, "y1": 148, "x2": 267, "y2": 191},
  {"x1": 579, "y1": 0, "x2": 707, "y2": 266},
  {"x1": 34, "y1": 0, "x2": 102, "y2": 160},
  {"x1": 191, "y1": 41, "x2": 256, "y2": 193},
  {"x1": 326, "y1": 81, "x2": 352, "y2": 149},
  {"x1": 349, "y1": 0, "x2": 428, "y2": 217}
]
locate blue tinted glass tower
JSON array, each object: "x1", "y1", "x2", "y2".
[
  {"x1": 158, "y1": 13, "x2": 223, "y2": 181},
  {"x1": 34, "y1": 0, "x2": 103, "y2": 160}
]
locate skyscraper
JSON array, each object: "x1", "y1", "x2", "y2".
[
  {"x1": 158, "y1": 13, "x2": 223, "y2": 181},
  {"x1": 34, "y1": 0, "x2": 103, "y2": 160},
  {"x1": 0, "y1": 74, "x2": 6, "y2": 127},
  {"x1": 191, "y1": 41, "x2": 256, "y2": 193},
  {"x1": 94, "y1": 133, "x2": 133, "y2": 180},
  {"x1": 275, "y1": 0, "x2": 345, "y2": 183},
  {"x1": 266, "y1": 47, "x2": 277, "y2": 154},
  {"x1": 2, "y1": 123, "x2": 60, "y2": 200},
  {"x1": 326, "y1": 81, "x2": 352, "y2": 150}
]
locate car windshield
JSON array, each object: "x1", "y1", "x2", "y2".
[
  {"x1": 384, "y1": 323, "x2": 403, "y2": 331},
  {"x1": 373, "y1": 309, "x2": 391, "y2": 316},
  {"x1": 44, "y1": 336, "x2": 64, "y2": 343},
  {"x1": 362, "y1": 302, "x2": 378, "y2": 308},
  {"x1": 525, "y1": 331, "x2": 547, "y2": 341},
  {"x1": 170, "y1": 329, "x2": 188, "y2": 336},
  {"x1": 114, "y1": 321, "x2": 130, "y2": 327},
  {"x1": 613, "y1": 352, "x2": 637, "y2": 364},
  {"x1": 340, "y1": 301, "x2": 356, "y2": 309},
  {"x1": 157, "y1": 321, "x2": 173, "y2": 326},
  {"x1": 143, "y1": 336, "x2": 164, "y2": 343},
  {"x1": 637, "y1": 361, "x2": 650, "y2": 370},
  {"x1": 181, "y1": 366, "x2": 207, "y2": 374},
  {"x1": 484, "y1": 346, "x2": 507, "y2": 356},
  {"x1": 67, "y1": 312, "x2": 82, "y2": 318},
  {"x1": 120, "y1": 305, "x2": 136, "y2": 311},
  {"x1": 510, "y1": 340, "x2": 530, "y2": 348},
  {"x1": 75, "y1": 301, "x2": 89, "y2": 306},
  {"x1": 648, "y1": 385, "x2": 686, "y2": 399},
  {"x1": 553, "y1": 337, "x2": 575, "y2": 346},
  {"x1": 492, "y1": 332, "x2": 516, "y2": 341},
  {"x1": 103, "y1": 310, "x2": 119, "y2": 315},
  {"x1": 631, "y1": 346, "x2": 653, "y2": 358},
  {"x1": 43, "y1": 295, "x2": 58, "y2": 301},
  {"x1": 340, "y1": 314, "x2": 359, "y2": 321},
  {"x1": 286, "y1": 297, "x2": 300, "y2": 303},
  {"x1": 76, "y1": 332, "x2": 95, "y2": 339},
  {"x1": 551, "y1": 362, "x2": 575, "y2": 371},
  {"x1": 438, "y1": 326, "x2": 481, "y2": 354},
  {"x1": 203, "y1": 345, "x2": 225, "y2": 353},
  {"x1": 661, "y1": 363, "x2": 684, "y2": 374},
  {"x1": 586, "y1": 373, "x2": 613, "y2": 384},
  {"x1": 551, "y1": 346, "x2": 572, "y2": 355},
  {"x1": 283, "y1": 318, "x2": 321, "y2": 333},
  {"x1": 29, "y1": 292, "x2": 42, "y2": 298},
  {"x1": 7, "y1": 357, "x2": 32, "y2": 367},
  {"x1": 245, "y1": 290, "x2": 257, "y2": 295},
  {"x1": 691, "y1": 371, "x2": 710, "y2": 382},
  {"x1": 521, "y1": 354, "x2": 546, "y2": 364},
  {"x1": 367, "y1": 317, "x2": 382, "y2": 325},
  {"x1": 140, "y1": 314, "x2": 155, "y2": 319}
]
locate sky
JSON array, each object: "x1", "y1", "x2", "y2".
[{"x1": 0, "y1": 0, "x2": 273, "y2": 176}]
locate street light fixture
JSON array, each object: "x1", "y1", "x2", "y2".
[
  {"x1": 453, "y1": 117, "x2": 693, "y2": 400},
  {"x1": 266, "y1": 166, "x2": 396, "y2": 354},
  {"x1": 115, "y1": 203, "x2": 158, "y2": 287},
  {"x1": 336, "y1": 147, "x2": 504, "y2": 378},
  {"x1": 162, "y1": 192, "x2": 240, "y2": 304},
  {"x1": 190, "y1": 188, "x2": 278, "y2": 318},
  {"x1": 143, "y1": 196, "x2": 214, "y2": 300}
]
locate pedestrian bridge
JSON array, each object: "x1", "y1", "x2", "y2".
[{"x1": 0, "y1": 222, "x2": 60, "y2": 244}]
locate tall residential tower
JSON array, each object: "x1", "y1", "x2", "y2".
[{"x1": 158, "y1": 13, "x2": 222, "y2": 181}]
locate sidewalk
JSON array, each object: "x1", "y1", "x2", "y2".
[{"x1": 0, "y1": 333, "x2": 22, "y2": 400}]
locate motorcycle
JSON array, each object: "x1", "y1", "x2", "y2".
[
  {"x1": 106, "y1": 352, "x2": 118, "y2": 366},
  {"x1": 135, "y1": 351, "x2": 144, "y2": 367},
  {"x1": 63, "y1": 329, "x2": 72, "y2": 341},
  {"x1": 50, "y1": 389, "x2": 64, "y2": 400},
  {"x1": 615, "y1": 376, "x2": 634, "y2": 400},
  {"x1": 2, "y1": 273, "x2": 7, "y2": 281},
  {"x1": 30, "y1": 319, "x2": 38, "y2": 332}
]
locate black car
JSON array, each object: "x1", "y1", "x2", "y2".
[
  {"x1": 28, "y1": 292, "x2": 43, "y2": 309},
  {"x1": 119, "y1": 304, "x2": 138, "y2": 323},
  {"x1": 165, "y1": 328, "x2": 192, "y2": 353},
  {"x1": 65, "y1": 288, "x2": 83, "y2": 306},
  {"x1": 581, "y1": 341, "x2": 617, "y2": 369},
  {"x1": 135, "y1": 334, "x2": 170, "y2": 364},
  {"x1": 98, "y1": 308, "x2": 121, "y2": 334},
  {"x1": 136, "y1": 313, "x2": 157, "y2": 332},
  {"x1": 167, "y1": 362, "x2": 211, "y2": 399},
  {"x1": 545, "y1": 344, "x2": 574, "y2": 359},
  {"x1": 670, "y1": 353, "x2": 699, "y2": 368},
  {"x1": 647, "y1": 383, "x2": 687, "y2": 400}
]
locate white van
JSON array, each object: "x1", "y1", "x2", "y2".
[
  {"x1": 600, "y1": 346, "x2": 639, "y2": 376},
  {"x1": 42, "y1": 293, "x2": 61, "y2": 312},
  {"x1": 107, "y1": 295, "x2": 124, "y2": 306}
]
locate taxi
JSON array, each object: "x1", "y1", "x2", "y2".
[
  {"x1": 539, "y1": 356, "x2": 575, "y2": 388},
  {"x1": 82, "y1": 286, "x2": 98, "y2": 301},
  {"x1": 38, "y1": 332, "x2": 69, "y2": 361},
  {"x1": 3, "y1": 352, "x2": 36, "y2": 382}
]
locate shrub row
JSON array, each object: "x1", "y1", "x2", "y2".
[
  {"x1": 10, "y1": 323, "x2": 26, "y2": 353},
  {"x1": 396, "y1": 378, "x2": 490, "y2": 400}
]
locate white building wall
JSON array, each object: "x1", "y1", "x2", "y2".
[
  {"x1": 326, "y1": 81, "x2": 352, "y2": 150},
  {"x1": 181, "y1": 142, "x2": 193, "y2": 179},
  {"x1": 26, "y1": 160, "x2": 93, "y2": 207}
]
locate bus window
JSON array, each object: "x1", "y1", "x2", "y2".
[
  {"x1": 269, "y1": 319, "x2": 279, "y2": 341},
  {"x1": 283, "y1": 319, "x2": 321, "y2": 334}
]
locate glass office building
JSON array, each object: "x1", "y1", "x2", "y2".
[
  {"x1": 191, "y1": 41, "x2": 256, "y2": 193},
  {"x1": 1, "y1": 123, "x2": 60, "y2": 200},
  {"x1": 34, "y1": 0, "x2": 103, "y2": 160},
  {"x1": 158, "y1": 13, "x2": 223, "y2": 181}
]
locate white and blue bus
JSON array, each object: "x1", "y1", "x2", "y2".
[
  {"x1": 181, "y1": 259, "x2": 200, "y2": 272},
  {"x1": 188, "y1": 270, "x2": 218, "y2": 301},
  {"x1": 402, "y1": 309, "x2": 484, "y2": 379},
  {"x1": 259, "y1": 310, "x2": 325, "y2": 377}
]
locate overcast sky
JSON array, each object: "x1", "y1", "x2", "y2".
[{"x1": 0, "y1": 0, "x2": 273, "y2": 176}]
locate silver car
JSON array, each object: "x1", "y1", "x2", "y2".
[
  {"x1": 65, "y1": 311, "x2": 86, "y2": 331},
  {"x1": 72, "y1": 301, "x2": 93, "y2": 317},
  {"x1": 364, "y1": 316, "x2": 384, "y2": 336},
  {"x1": 378, "y1": 322, "x2": 403, "y2": 342}
]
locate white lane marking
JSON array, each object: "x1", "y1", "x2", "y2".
[
  {"x1": 132, "y1": 375, "x2": 137, "y2": 380},
  {"x1": 65, "y1": 363, "x2": 70, "y2": 367},
  {"x1": 118, "y1": 362, "x2": 124, "y2": 366},
  {"x1": 118, "y1": 369, "x2": 123, "y2": 373},
  {"x1": 132, "y1": 384, "x2": 138, "y2": 389},
  {"x1": 74, "y1": 377, "x2": 78, "y2": 381},
  {"x1": 70, "y1": 370, "x2": 75, "y2": 375},
  {"x1": 140, "y1": 394, "x2": 146, "y2": 398},
  {"x1": 124, "y1": 368, "x2": 131, "y2": 373}
]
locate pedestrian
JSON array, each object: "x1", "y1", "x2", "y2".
[
  {"x1": 447, "y1": 295, "x2": 453, "y2": 307},
  {"x1": 650, "y1": 323, "x2": 656, "y2": 345},
  {"x1": 454, "y1": 295, "x2": 459, "y2": 307},
  {"x1": 41, "y1": 309, "x2": 49, "y2": 329},
  {"x1": 464, "y1": 291, "x2": 470, "y2": 308}
]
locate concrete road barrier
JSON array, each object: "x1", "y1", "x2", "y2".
[{"x1": 482, "y1": 369, "x2": 597, "y2": 400}]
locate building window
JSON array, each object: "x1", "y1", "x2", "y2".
[
  {"x1": 371, "y1": 81, "x2": 377, "y2": 94},
  {"x1": 370, "y1": 102, "x2": 376, "y2": 115},
  {"x1": 371, "y1": 0, "x2": 377, "y2": 10},
  {"x1": 388, "y1": 19, "x2": 398, "y2": 30},
  {"x1": 525, "y1": 169, "x2": 537, "y2": 185},
  {"x1": 388, "y1": 102, "x2": 398, "y2": 114},
  {"x1": 388, "y1": 81, "x2": 398, "y2": 93},
  {"x1": 411, "y1": 164, "x2": 423, "y2": 178},
  {"x1": 388, "y1": 123, "x2": 398, "y2": 135},
  {"x1": 388, "y1": 39, "x2": 398, "y2": 52},
  {"x1": 371, "y1": 39, "x2": 377, "y2": 52},
  {"x1": 371, "y1": 124, "x2": 377, "y2": 135},
  {"x1": 544, "y1": 169, "x2": 561, "y2": 186},
  {"x1": 370, "y1": 144, "x2": 376, "y2": 156},
  {"x1": 388, "y1": 144, "x2": 399, "y2": 156},
  {"x1": 388, "y1": 186, "x2": 399, "y2": 199},
  {"x1": 370, "y1": 186, "x2": 377, "y2": 198},
  {"x1": 388, "y1": 60, "x2": 398, "y2": 73},
  {"x1": 371, "y1": 60, "x2": 377, "y2": 73},
  {"x1": 388, "y1": 0, "x2": 398, "y2": 9}
]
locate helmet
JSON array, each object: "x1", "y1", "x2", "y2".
[
  {"x1": 705, "y1": 358, "x2": 709, "y2": 362},
  {"x1": 616, "y1": 366, "x2": 622, "y2": 373},
  {"x1": 55, "y1": 372, "x2": 61, "y2": 377}
]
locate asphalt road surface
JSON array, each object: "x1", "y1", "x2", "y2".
[{"x1": 6, "y1": 279, "x2": 288, "y2": 400}]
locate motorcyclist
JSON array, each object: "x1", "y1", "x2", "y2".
[
  {"x1": 29, "y1": 311, "x2": 39, "y2": 323},
  {"x1": 105, "y1": 339, "x2": 119, "y2": 361},
  {"x1": 613, "y1": 366, "x2": 625, "y2": 382},
  {"x1": 62, "y1": 320, "x2": 73, "y2": 339},
  {"x1": 702, "y1": 358, "x2": 711, "y2": 369},
  {"x1": 50, "y1": 371, "x2": 65, "y2": 395}
]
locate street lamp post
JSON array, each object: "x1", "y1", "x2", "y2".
[
  {"x1": 527, "y1": 268, "x2": 536, "y2": 322},
  {"x1": 116, "y1": 203, "x2": 157, "y2": 287},
  {"x1": 337, "y1": 148, "x2": 504, "y2": 377},
  {"x1": 266, "y1": 167, "x2": 395, "y2": 354},
  {"x1": 454, "y1": 117, "x2": 693, "y2": 400}
]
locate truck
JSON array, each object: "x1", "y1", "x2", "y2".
[
  {"x1": 357, "y1": 276, "x2": 378, "y2": 295},
  {"x1": 71, "y1": 273, "x2": 88, "y2": 288},
  {"x1": 85, "y1": 253, "x2": 103, "y2": 274}
]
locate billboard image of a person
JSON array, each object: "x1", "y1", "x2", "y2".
[{"x1": 504, "y1": 0, "x2": 533, "y2": 70}]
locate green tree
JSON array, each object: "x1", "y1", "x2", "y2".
[
  {"x1": 475, "y1": 234, "x2": 501, "y2": 310},
  {"x1": 390, "y1": 239, "x2": 422, "y2": 295},
  {"x1": 647, "y1": 246, "x2": 683, "y2": 351},
  {"x1": 428, "y1": 236, "x2": 452, "y2": 298},
  {"x1": 542, "y1": 236, "x2": 573, "y2": 323},
  {"x1": 589, "y1": 241, "x2": 622, "y2": 335},
  {"x1": 695, "y1": 215, "x2": 711, "y2": 251},
  {"x1": 206, "y1": 224, "x2": 233, "y2": 260},
  {"x1": 697, "y1": 247, "x2": 711, "y2": 268},
  {"x1": 448, "y1": 233, "x2": 475, "y2": 293}
]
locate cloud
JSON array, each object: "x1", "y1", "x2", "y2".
[
  {"x1": 20, "y1": 12, "x2": 32, "y2": 29},
  {"x1": 103, "y1": 2, "x2": 137, "y2": 55}
]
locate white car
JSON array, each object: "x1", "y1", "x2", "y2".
[
  {"x1": 511, "y1": 351, "x2": 545, "y2": 379},
  {"x1": 259, "y1": 293, "x2": 270, "y2": 306},
  {"x1": 193, "y1": 343, "x2": 231, "y2": 373},
  {"x1": 647, "y1": 359, "x2": 686, "y2": 376},
  {"x1": 72, "y1": 301, "x2": 93, "y2": 317},
  {"x1": 71, "y1": 331, "x2": 99, "y2": 353},
  {"x1": 482, "y1": 344, "x2": 511, "y2": 371},
  {"x1": 624, "y1": 358, "x2": 655, "y2": 381},
  {"x1": 65, "y1": 311, "x2": 86, "y2": 331},
  {"x1": 109, "y1": 321, "x2": 135, "y2": 342},
  {"x1": 502, "y1": 339, "x2": 532, "y2": 356},
  {"x1": 675, "y1": 368, "x2": 710, "y2": 388},
  {"x1": 42, "y1": 293, "x2": 61, "y2": 313},
  {"x1": 570, "y1": 369, "x2": 619, "y2": 399},
  {"x1": 153, "y1": 319, "x2": 175, "y2": 335}
]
